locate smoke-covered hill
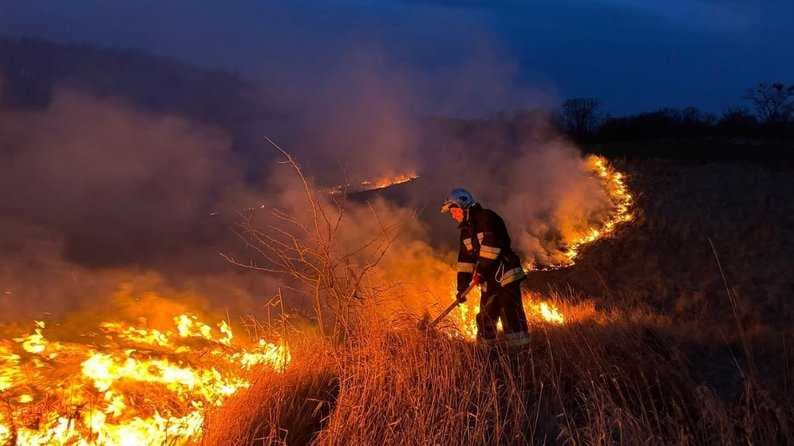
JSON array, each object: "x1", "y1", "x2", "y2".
[
  {"x1": 0, "y1": 36, "x2": 291, "y2": 169},
  {"x1": 0, "y1": 36, "x2": 286, "y2": 120}
]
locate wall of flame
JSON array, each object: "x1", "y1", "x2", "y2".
[{"x1": 0, "y1": 315, "x2": 289, "y2": 445}]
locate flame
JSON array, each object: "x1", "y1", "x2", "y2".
[
  {"x1": 552, "y1": 155, "x2": 633, "y2": 268},
  {"x1": 328, "y1": 172, "x2": 419, "y2": 195},
  {"x1": 528, "y1": 301, "x2": 565, "y2": 325},
  {"x1": 519, "y1": 155, "x2": 632, "y2": 271},
  {"x1": 13, "y1": 321, "x2": 53, "y2": 355},
  {"x1": 451, "y1": 287, "x2": 566, "y2": 340},
  {"x1": 0, "y1": 346, "x2": 21, "y2": 392},
  {"x1": 0, "y1": 313, "x2": 290, "y2": 445},
  {"x1": 360, "y1": 172, "x2": 418, "y2": 191}
]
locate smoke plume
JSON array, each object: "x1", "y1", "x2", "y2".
[{"x1": 0, "y1": 60, "x2": 616, "y2": 324}]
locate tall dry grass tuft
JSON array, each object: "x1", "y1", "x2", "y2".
[{"x1": 202, "y1": 334, "x2": 339, "y2": 445}]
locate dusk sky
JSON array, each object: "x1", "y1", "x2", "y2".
[{"x1": 1, "y1": 0, "x2": 792, "y2": 115}]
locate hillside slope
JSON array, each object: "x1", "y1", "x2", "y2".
[{"x1": 0, "y1": 36, "x2": 290, "y2": 169}]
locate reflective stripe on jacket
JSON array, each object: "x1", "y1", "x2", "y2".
[{"x1": 456, "y1": 204, "x2": 526, "y2": 293}]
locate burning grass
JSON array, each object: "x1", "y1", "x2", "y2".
[
  {"x1": 529, "y1": 154, "x2": 634, "y2": 271},
  {"x1": 447, "y1": 289, "x2": 601, "y2": 340},
  {"x1": 0, "y1": 314, "x2": 289, "y2": 445},
  {"x1": 327, "y1": 171, "x2": 419, "y2": 195}
]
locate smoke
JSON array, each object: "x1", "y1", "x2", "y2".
[
  {"x1": 212, "y1": 158, "x2": 453, "y2": 319},
  {"x1": 0, "y1": 53, "x2": 616, "y2": 325},
  {"x1": 398, "y1": 108, "x2": 611, "y2": 267},
  {"x1": 498, "y1": 142, "x2": 610, "y2": 266},
  {"x1": 0, "y1": 87, "x2": 237, "y2": 267},
  {"x1": 0, "y1": 81, "x2": 270, "y2": 322},
  {"x1": 286, "y1": 54, "x2": 421, "y2": 187},
  {"x1": 0, "y1": 223, "x2": 290, "y2": 325}
]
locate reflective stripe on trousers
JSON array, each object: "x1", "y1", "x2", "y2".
[{"x1": 504, "y1": 331, "x2": 530, "y2": 346}]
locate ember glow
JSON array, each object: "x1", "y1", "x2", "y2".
[
  {"x1": 0, "y1": 314, "x2": 289, "y2": 445},
  {"x1": 328, "y1": 172, "x2": 419, "y2": 195}
]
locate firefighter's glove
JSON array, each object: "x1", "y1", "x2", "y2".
[
  {"x1": 455, "y1": 289, "x2": 467, "y2": 304},
  {"x1": 470, "y1": 273, "x2": 483, "y2": 286}
]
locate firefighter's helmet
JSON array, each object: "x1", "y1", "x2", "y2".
[{"x1": 440, "y1": 188, "x2": 476, "y2": 213}]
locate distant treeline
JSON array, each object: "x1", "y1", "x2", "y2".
[{"x1": 557, "y1": 86, "x2": 794, "y2": 162}]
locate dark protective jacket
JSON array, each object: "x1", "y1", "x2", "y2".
[{"x1": 456, "y1": 204, "x2": 526, "y2": 294}]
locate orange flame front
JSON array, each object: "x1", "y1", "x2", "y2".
[
  {"x1": 0, "y1": 314, "x2": 289, "y2": 445},
  {"x1": 554, "y1": 155, "x2": 633, "y2": 268},
  {"x1": 328, "y1": 172, "x2": 419, "y2": 195}
]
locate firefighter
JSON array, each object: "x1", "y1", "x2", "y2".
[{"x1": 441, "y1": 188, "x2": 530, "y2": 347}]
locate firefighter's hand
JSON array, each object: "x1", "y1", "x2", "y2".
[
  {"x1": 455, "y1": 289, "x2": 467, "y2": 303},
  {"x1": 470, "y1": 273, "x2": 483, "y2": 286}
]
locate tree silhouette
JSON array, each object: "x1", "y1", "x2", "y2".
[
  {"x1": 561, "y1": 97, "x2": 601, "y2": 138},
  {"x1": 745, "y1": 82, "x2": 794, "y2": 123}
]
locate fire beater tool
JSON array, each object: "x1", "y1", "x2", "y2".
[{"x1": 419, "y1": 282, "x2": 477, "y2": 330}]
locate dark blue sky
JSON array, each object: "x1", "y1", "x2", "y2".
[{"x1": 1, "y1": 0, "x2": 792, "y2": 115}]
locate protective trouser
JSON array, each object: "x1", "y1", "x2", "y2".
[{"x1": 475, "y1": 280, "x2": 530, "y2": 346}]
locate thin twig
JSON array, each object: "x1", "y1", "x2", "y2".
[{"x1": 708, "y1": 237, "x2": 756, "y2": 381}]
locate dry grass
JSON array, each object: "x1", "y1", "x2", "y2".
[
  {"x1": 203, "y1": 312, "x2": 793, "y2": 445},
  {"x1": 202, "y1": 333, "x2": 338, "y2": 445}
]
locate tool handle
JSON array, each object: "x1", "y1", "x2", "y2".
[{"x1": 429, "y1": 283, "x2": 477, "y2": 328}]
